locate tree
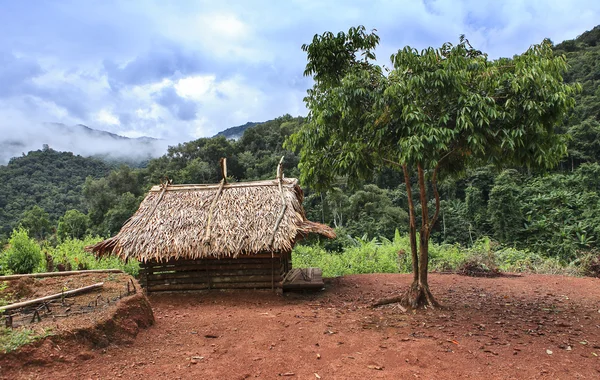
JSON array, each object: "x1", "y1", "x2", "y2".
[
  {"x1": 19, "y1": 205, "x2": 52, "y2": 240},
  {"x1": 288, "y1": 26, "x2": 578, "y2": 308},
  {"x1": 83, "y1": 177, "x2": 117, "y2": 227},
  {"x1": 57, "y1": 209, "x2": 90, "y2": 241},
  {"x1": 103, "y1": 192, "x2": 141, "y2": 235},
  {"x1": 488, "y1": 170, "x2": 523, "y2": 243}
]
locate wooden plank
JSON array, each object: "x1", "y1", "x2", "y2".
[
  {"x1": 148, "y1": 264, "x2": 277, "y2": 272},
  {"x1": 148, "y1": 282, "x2": 281, "y2": 292},
  {"x1": 144, "y1": 258, "x2": 280, "y2": 266},
  {"x1": 147, "y1": 269, "x2": 274, "y2": 280},
  {"x1": 143, "y1": 258, "x2": 280, "y2": 267},
  {"x1": 148, "y1": 275, "x2": 281, "y2": 285},
  {"x1": 148, "y1": 283, "x2": 209, "y2": 292},
  {"x1": 0, "y1": 269, "x2": 122, "y2": 281}
]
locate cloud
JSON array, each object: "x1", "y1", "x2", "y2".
[
  {"x1": 0, "y1": 52, "x2": 44, "y2": 97},
  {"x1": 103, "y1": 43, "x2": 205, "y2": 90},
  {"x1": 154, "y1": 86, "x2": 198, "y2": 121},
  {"x1": 0, "y1": 0, "x2": 599, "y2": 163}
]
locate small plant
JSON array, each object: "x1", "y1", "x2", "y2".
[
  {"x1": 2, "y1": 228, "x2": 42, "y2": 274},
  {"x1": 0, "y1": 327, "x2": 53, "y2": 353}
]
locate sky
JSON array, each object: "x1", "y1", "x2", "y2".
[{"x1": 0, "y1": 0, "x2": 599, "y2": 145}]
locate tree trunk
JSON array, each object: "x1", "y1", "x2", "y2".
[
  {"x1": 373, "y1": 164, "x2": 439, "y2": 309},
  {"x1": 415, "y1": 165, "x2": 438, "y2": 307},
  {"x1": 402, "y1": 165, "x2": 419, "y2": 283}
]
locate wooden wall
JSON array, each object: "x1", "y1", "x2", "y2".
[{"x1": 139, "y1": 253, "x2": 291, "y2": 292}]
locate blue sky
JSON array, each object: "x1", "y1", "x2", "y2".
[{"x1": 1, "y1": 0, "x2": 599, "y2": 143}]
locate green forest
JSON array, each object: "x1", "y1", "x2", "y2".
[{"x1": 1, "y1": 26, "x2": 599, "y2": 279}]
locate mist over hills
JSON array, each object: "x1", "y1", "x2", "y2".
[
  {"x1": 0, "y1": 123, "x2": 170, "y2": 165},
  {"x1": 0, "y1": 120, "x2": 267, "y2": 165}
]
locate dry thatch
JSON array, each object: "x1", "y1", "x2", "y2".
[{"x1": 87, "y1": 178, "x2": 335, "y2": 262}]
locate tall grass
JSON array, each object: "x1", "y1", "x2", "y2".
[
  {"x1": 293, "y1": 230, "x2": 588, "y2": 278},
  {"x1": 44, "y1": 237, "x2": 139, "y2": 276}
]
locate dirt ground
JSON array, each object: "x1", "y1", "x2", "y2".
[{"x1": 3, "y1": 273, "x2": 600, "y2": 379}]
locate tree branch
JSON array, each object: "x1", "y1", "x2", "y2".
[{"x1": 383, "y1": 158, "x2": 402, "y2": 167}]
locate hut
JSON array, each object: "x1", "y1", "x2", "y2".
[{"x1": 87, "y1": 158, "x2": 335, "y2": 292}]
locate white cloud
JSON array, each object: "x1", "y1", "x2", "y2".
[
  {"x1": 200, "y1": 13, "x2": 248, "y2": 40},
  {"x1": 95, "y1": 109, "x2": 120, "y2": 126},
  {"x1": 175, "y1": 75, "x2": 216, "y2": 100}
]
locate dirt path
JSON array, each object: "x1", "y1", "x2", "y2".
[{"x1": 4, "y1": 273, "x2": 600, "y2": 379}]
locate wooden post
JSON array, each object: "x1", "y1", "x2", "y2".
[
  {"x1": 220, "y1": 157, "x2": 228, "y2": 183},
  {"x1": 139, "y1": 263, "x2": 148, "y2": 291},
  {"x1": 269, "y1": 156, "x2": 287, "y2": 248},
  {"x1": 147, "y1": 261, "x2": 154, "y2": 293}
]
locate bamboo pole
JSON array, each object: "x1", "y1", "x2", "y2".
[
  {"x1": 269, "y1": 156, "x2": 287, "y2": 248},
  {"x1": 204, "y1": 178, "x2": 226, "y2": 244},
  {"x1": 0, "y1": 282, "x2": 104, "y2": 312},
  {"x1": 0, "y1": 269, "x2": 123, "y2": 281},
  {"x1": 220, "y1": 157, "x2": 228, "y2": 183},
  {"x1": 270, "y1": 156, "x2": 286, "y2": 291}
]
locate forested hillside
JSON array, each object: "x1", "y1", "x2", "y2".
[
  {"x1": 0, "y1": 147, "x2": 109, "y2": 239},
  {"x1": 554, "y1": 25, "x2": 600, "y2": 167},
  {"x1": 1, "y1": 26, "x2": 599, "y2": 275}
]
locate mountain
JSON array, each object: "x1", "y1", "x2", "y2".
[
  {"x1": 215, "y1": 121, "x2": 262, "y2": 140},
  {"x1": 0, "y1": 123, "x2": 169, "y2": 165}
]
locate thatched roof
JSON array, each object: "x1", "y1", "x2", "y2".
[{"x1": 87, "y1": 178, "x2": 335, "y2": 262}]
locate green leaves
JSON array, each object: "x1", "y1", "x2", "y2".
[
  {"x1": 1, "y1": 228, "x2": 42, "y2": 275},
  {"x1": 293, "y1": 27, "x2": 578, "y2": 197},
  {"x1": 302, "y1": 25, "x2": 380, "y2": 89}
]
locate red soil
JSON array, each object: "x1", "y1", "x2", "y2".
[{"x1": 3, "y1": 273, "x2": 600, "y2": 379}]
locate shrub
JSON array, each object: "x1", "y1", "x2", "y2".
[
  {"x1": 47, "y1": 236, "x2": 139, "y2": 276},
  {"x1": 1, "y1": 228, "x2": 42, "y2": 274}
]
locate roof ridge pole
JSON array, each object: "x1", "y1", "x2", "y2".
[{"x1": 269, "y1": 156, "x2": 287, "y2": 249}]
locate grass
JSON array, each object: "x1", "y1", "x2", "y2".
[
  {"x1": 42, "y1": 236, "x2": 140, "y2": 277},
  {"x1": 0, "y1": 327, "x2": 53, "y2": 353},
  {"x1": 293, "y1": 231, "x2": 589, "y2": 278}
]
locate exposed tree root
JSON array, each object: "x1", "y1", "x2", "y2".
[{"x1": 372, "y1": 282, "x2": 441, "y2": 310}]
